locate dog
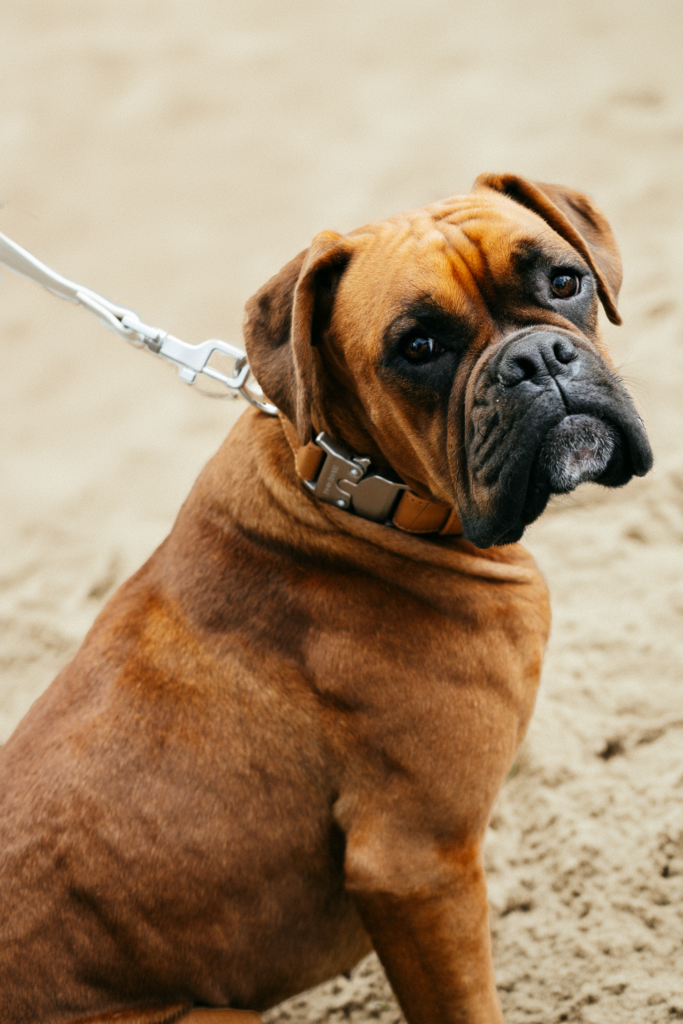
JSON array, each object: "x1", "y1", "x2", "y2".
[{"x1": 0, "y1": 174, "x2": 652, "y2": 1024}]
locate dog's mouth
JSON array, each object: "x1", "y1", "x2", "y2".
[
  {"x1": 536, "y1": 414, "x2": 618, "y2": 493},
  {"x1": 514, "y1": 413, "x2": 639, "y2": 543},
  {"x1": 460, "y1": 399, "x2": 651, "y2": 549}
]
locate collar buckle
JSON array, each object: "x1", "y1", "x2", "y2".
[{"x1": 304, "y1": 433, "x2": 407, "y2": 523}]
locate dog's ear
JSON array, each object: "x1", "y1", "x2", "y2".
[
  {"x1": 474, "y1": 173, "x2": 623, "y2": 325},
  {"x1": 243, "y1": 231, "x2": 352, "y2": 444}
]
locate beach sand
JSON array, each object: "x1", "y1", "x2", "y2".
[{"x1": 1, "y1": 2, "x2": 682, "y2": 1021}]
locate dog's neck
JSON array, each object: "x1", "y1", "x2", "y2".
[{"x1": 279, "y1": 415, "x2": 462, "y2": 537}]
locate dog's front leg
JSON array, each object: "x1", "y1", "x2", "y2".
[{"x1": 345, "y1": 828, "x2": 502, "y2": 1024}]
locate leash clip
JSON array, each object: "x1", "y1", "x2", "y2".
[
  {"x1": 305, "y1": 433, "x2": 407, "y2": 523},
  {"x1": 0, "y1": 231, "x2": 277, "y2": 415}
]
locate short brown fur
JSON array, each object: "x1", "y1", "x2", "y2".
[{"x1": 0, "y1": 176, "x2": 648, "y2": 1023}]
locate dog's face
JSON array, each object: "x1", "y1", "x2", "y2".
[{"x1": 245, "y1": 174, "x2": 652, "y2": 547}]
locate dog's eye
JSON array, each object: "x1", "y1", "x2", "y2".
[
  {"x1": 551, "y1": 273, "x2": 579, "y2": 299},
  {"x1": 403, "y1": 336, "x2": 441, "y2": 363}
]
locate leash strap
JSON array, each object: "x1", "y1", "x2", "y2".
[
  {"x1": 280, "y1": 417, "x2": 462, "y2": 535},
  {"x1": 0, "y1": 231, "x2": 277, "y2": 415}
]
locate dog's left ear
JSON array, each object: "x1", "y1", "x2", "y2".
[
  {"x1": 474, "y1": 173, "x2": 623, "y2": 325},
  {"x1": 243, "y1": 231, "x2": 352, "y2": 444}
]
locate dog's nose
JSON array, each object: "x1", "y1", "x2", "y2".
[{"x1": 497, "y1": 332, "x2": 579, "y2": 387}]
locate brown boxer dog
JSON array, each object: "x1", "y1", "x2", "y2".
[{"x1": 0, "y1": 175, "x2": 652, "y2": 1024}]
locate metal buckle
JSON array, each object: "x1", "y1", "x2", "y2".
[{"x1": 305, "y1": 433, "x2": 407, "y2": 523}]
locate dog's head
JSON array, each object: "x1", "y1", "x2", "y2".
[{"x1": 244, "y1": 174, "x2": 652, "y2": 547}]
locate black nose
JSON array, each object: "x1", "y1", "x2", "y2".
[{"x1": 497, "y1": 332, "x2": 579, "y2": 387}]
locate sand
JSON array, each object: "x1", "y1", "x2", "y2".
[{"x1": 1, "y1": 1, "x2": 682, "y2": 1021}]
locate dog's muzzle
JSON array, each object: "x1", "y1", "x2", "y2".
[{"x1": 461, "y1": 329, "x2": 653, "y2": 547}]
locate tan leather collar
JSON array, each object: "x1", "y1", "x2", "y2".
[{"x1": 280, "y1": 415, "x2": 462, "y2": 536}]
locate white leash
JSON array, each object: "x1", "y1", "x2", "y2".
[{"x1": 0, "y1": 232, "x2": 278, "y2": 416}]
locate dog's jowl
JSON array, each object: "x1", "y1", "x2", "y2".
[{"x1": 0, "y1": 175, "x2": 652, "y2": 1024}]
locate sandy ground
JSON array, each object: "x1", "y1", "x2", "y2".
[{"x1": 2, "y1": 2, "x2": 683, "y2": 1021}]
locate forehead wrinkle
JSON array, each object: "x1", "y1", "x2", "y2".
[
  {"x1": 342, "y1": 220, "x2": 449, "y2": 312},
  {"x1": 385, "y1": 217, "x2": 495, "y2": 317},
  {"x1": 457, "y1": 226, "x2": 498, "y2": 296},
  {"x1": 342, "y1": 207, "x2": 512, "y2": 343},
  {"x1": 427, "y1": 255, "x2": 483, "y2": 324},
  {"x1": 432, "y1": 224, "x2": 493, "y2": 313},
  {"x1": 391, "y1": 235, "x2": 482, "y2": 327},
  {"x1": 451, "y1": 219, "x2": 542, "y2": 297},
  {"x1": 423, "y1": 194, "x2": 485, "y2": 222},
  {"x1": 432, "y1": 196, "x2": 515, "y2": 227}
]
